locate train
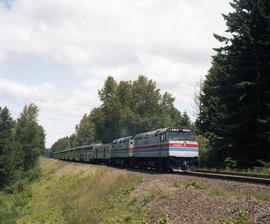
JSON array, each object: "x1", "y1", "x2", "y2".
[{"x1": 54, "y1": 126, "x2": 199, "y2": 171}]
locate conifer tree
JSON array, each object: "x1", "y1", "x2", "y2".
[
  {"x1": 0, "y1": 107, "x2": 16, "y2": 188},
  {"x1": 197, "y1": 0, "x2": 270, "y2": 167}
]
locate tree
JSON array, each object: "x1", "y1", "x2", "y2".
[
  {"x1": 16, "y1": 103, "x2": 45, "y2": 171},
  {"x1": 98, "y1": 76, "x2": 118, "y2": 106},
  {"x1": 56, "y1": 75, "x2": 190, "y2": 148},
  {"x1": 181, "y1": 111, "x2": 191, "y2": 127},
  {"x1": 0, "y1": 107, "x2": 16, "y2": 188},
  {"x1": 50, "y1": 137, "x2": 70, "y2": 156},
  {"x1": 197, "y1": 0, "x2": 270, "y2": 167},
  {"x1": 75, "y1": 114, "x2": 95, "y2": 145}
]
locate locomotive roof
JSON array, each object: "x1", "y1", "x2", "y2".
[
  {"x1": 112, "y1": 135, "x2": 133, "y2": 143},
  {"x1": 133, "y1": 127, "x2": 192, "y2": 138},
  {"x1": 55, "y1": 144, "x2": 94, "y2": 154}
]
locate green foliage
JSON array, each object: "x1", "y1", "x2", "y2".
[
  {"x1": 142, "y1": 190, "x2": 156, "y2": 206},
  {"x1": 158, "y1": 214, "x2": 170, "y2": 224},
  {"x1": 248, "y1": 191, "x2": 270, "y2": 202},
  {"x1": 16, "y1": 103, "x2": 46, "y2": 171},
  {"x1": 185, "y1": 181, "x2": 205, "y2": 190},
  {"x1": 51, "y1": 75, "x2": 192, "y2": 149},
  {"x1": 0, "y1": 107, "x2": 17, "y2": 188},
  {"x1": 210, "y1": 186, "x2": 270, "y2": 203},
  {"x1": 195, "y1": 135, "x2": 212, "y2": 167},
  {"x1": 75, "y1": 114, "x2": 96, "y2": 146},
  {"x1": 196, "y1": 0, "x2": 270, "y2": 168},
  {"x1": 50, "y1": 136, "x2": 71, "y2": 155},
  {"x1": 0, "y1": 165, "x2": 41, "y2": 224},
  {"x1": 7, "y1": 158, "x2": 147, "y2": 224},
  {"x1": 210, "y1": 187, "x2": 229, "y2": 197},
  {"x1": 17, "y1": 206, "x2": 65, "y2": 224},
  {"x1": 219, "y1": 209, "x2": 247, "y2": 224},
  {"x1": 172, "y1": 181, "x2": 181, "y2": 188},
  {"x1": 224, "y1": 157, "x2": 237, "y2": 169},
  {"x1": 0, "y1": 104, "x2": 45, "y2": 189}
]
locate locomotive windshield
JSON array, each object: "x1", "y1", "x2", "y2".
[{"x1": 167, "y1": 128, "x2": 194, "y2": 141}]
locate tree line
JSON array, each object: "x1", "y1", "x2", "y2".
[
  {"x1": 0, "y1": 104, "x2": 45, "y2": 189},
  {"x1": 196, "y1": 0, "x2": 270, "y2": 168},
  {"x1": 50, "y1": 75, "x2": 192, "y2": 155}
]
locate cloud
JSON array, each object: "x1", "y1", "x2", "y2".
[
  {"x1": 0, "y1": 78, "x2": 102, "y2": 146},
  {"x1": 0, "y1": 0, "x2": 233, "y2": 146},
  {"x1": 0, "y1": 0, "x2": 231, "y2": 70}
]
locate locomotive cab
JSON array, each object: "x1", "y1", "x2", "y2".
[{"x1": 165, "y1": 127, "x2": 198, "y2": 171}]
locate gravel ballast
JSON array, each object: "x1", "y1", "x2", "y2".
[{"x1": 128, "y1": 169, "x2": 270, "y2": 224}]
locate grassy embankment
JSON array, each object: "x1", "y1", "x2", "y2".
[{"x1": 0, "y1": 157, "x2": 148, "y2": 224}]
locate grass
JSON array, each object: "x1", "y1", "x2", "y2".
[
  {"x1": 171, "y1": 181, "x2": 181, "y2": 188},
  {"x1": 142, "y1": 190, "x2": 157, "y2": 207},
  {"x1": 247, "y1": 191, "x2": 270, "y2": 202},
  {"x1": 1, "y1": 157, "x2": 147, "y2": 224},
  {"x1": 210, "y1": 186, "x2": 270, "y2": 203},
  {"x1": 199, "y1": 167, "x2": 270, "y2": 176},
  {"x1": 210, "y1": 187, "x2": 229, "y2": 196}
]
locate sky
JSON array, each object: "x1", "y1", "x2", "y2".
[{"x1": 0, "y1": 0, "x2": 232, "y2": 148}]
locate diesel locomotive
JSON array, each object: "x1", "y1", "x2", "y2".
[{"x1": 54, "y1": 127, "x2": 199, "y2": 171}]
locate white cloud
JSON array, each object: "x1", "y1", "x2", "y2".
[
  {"x1": 0, "y1": 78, "x2": 101, "y2": 146},
  {"x1": 0, "y1": 0, "x2": 233, "y2": 146}
]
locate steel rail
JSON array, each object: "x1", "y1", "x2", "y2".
[{"x1": 186, "y1": 170, "x2": 270, "y2": 185}]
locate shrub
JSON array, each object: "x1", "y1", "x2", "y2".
[
  {"x1": 185, "y1": 181, "x2": 205, "y2": 190},
  {"x1": 219, "y1": 209, "x2": 247, "y2": 224}
]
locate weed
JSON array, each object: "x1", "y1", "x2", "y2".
[
  {"x1": 219, "y1": 209, "x2": 247, "y2": 224},
  {"x1": 142, "y1": 190, "x2": 156, "y2": 206},
  {"x1": 248, "y1": 191, "x2": 270, "y2": 202},
  {"x1": 158, "y1": 214, "x2": 170, "y2": 224},
  {"x1": 210, "y1": 187, "x2": 228, "y2": 196},
  {"x1": 210, "y1": 187, "x2": 270, "y2": 203},
  {"x1": 185, "y1": 181, "x2": 205, "y2": 190},
  {"x1": 172, "y1": 181, "x2": 181, "y2": 188}
]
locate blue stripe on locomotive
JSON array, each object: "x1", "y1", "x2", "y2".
[{"x1": 113, "y1": 146, "x2": 198, "y2": 155}]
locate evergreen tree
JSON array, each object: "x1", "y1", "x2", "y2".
[
  {"x1": 181, "y1": 111, "x2": 191, "y2": 127},
  {"x1": 0, "y1": 107, "x2": 16, "y2": 188},
  {"x1": 197, "y1": 0, "x2": 270, "y2": 167}
]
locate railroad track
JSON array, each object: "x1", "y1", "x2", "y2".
[{"x1": 185, "y1": 170, "x2": 270, "y2": 185}]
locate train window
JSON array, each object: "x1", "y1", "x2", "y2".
[
  {"x1": 134, "y1": 137, "x2": 142, "y2": 141},
  {"x1": 167, "y1": 131, "x2": 194, "y2": 141},
  {"x1": 160, "y1": 133, "x2": 166, "y2": 142}
]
